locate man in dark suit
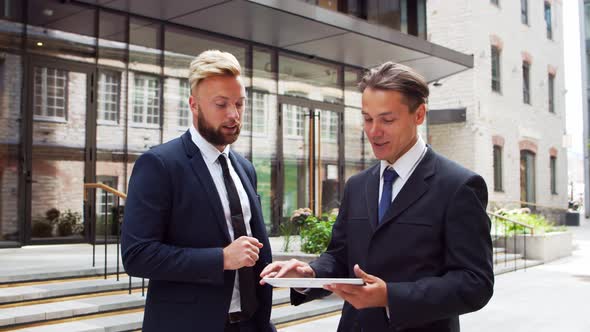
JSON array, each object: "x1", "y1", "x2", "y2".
[
  {"x1": 122, "y1": 50, "x2": 275, "y2": 332},
  {"x1": 261, "y1": 62, "x2": 494, "y2": 331}
]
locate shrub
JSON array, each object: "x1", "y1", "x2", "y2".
[
  {"x1": 31, "y1": 219, "x2": 53, "y2": 237},
  {"x1": 300, "y1": 211, "x2": 337, "y2": 254},
  {"x1": 493, "y1": 208, "x2": 567, "y2": 236}
]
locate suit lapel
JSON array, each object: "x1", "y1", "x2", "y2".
[
  {"x1": 375, "y1": 148, "x2": 436, "y2": 232},
  {"x1": 365, "y1": 164, "x2": 380, "y2": 231},
  {"x1": 228, "y1": 151, "x2": 266, "y2": 241},
  {"x1": 181, "y1": 131, "x2": 231, "y2": 243}
]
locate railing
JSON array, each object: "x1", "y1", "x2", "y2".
[
  {"x1": 83, "y1": 183, "x2": 145, "y2": 297},
  {"x1": 487, "y1": 211, "x2": 535, "y2": 273}
]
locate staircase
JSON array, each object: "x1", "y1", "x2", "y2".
[{"x1": 0, "y1": 268, "x2": 343, "y2": 331}]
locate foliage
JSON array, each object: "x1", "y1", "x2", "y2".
[
  {"x1": 280, "y1": 208, "x2": 312, "y2": 252},
  {"x1": 299, "y1": 210, "x2": 337, "y2": 254},
  {"x1": 31, "y1": 218, "x2": 53, "y2": 238},
  {"x1": 31, "y1": 208, "x2": 83, "y2": 238},
  {"x1": 493, "y1": 208, "x2": 567, "y2": 236}
]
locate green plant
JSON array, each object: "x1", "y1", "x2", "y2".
[
  {"x1": 280, "y1": 207, "x2": 312, "y2": 252},
  {"x1": 300, "y1": 212, "x2": 337, "y2": 254},
  {"x1": 31, "y1": 218, "x2": 53, "y2": 237},
  {"x1": 493, "y1": 209, "x2": 567, "y2": 236},
  {"x1": 57, "y1": 209, "x2": 82, "y2": 237}
]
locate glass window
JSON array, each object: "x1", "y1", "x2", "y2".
[
  {"x1": 253, "y1": 48, "x2": 276, "y2": 94},
  {"x1": 545, "y1": 2, "x2": 552, "y2": 40},
  {"x1": 178, "y1": 79, "x2": 191, "y2": 128},
  {"x1": 0, "y1": 53, "x2": 22, "y2": 244},
  {"x1": 321, "y1": 111, "x2": 338, "y2": 142},
  {"x1": 33, "y1": 66, "x2": 67, "y2": 120},
  {"x1": 98, "y1": 71, "x2": 120, "y2": 124},
  {"x1": 550, "y1": 156, "x2": 557, "y2": 194},
  {"x1": 133, "y1": 74, "x2": 161, "y2": 127},
  {"x1": 27, "y1": 0, "x2": 96, "y2": 63},
  {"x1": 493, "y1": 145, "x2": 503, "y2": 191},
  {"x1": 491, "y1": 46, "x2": 501, "y2": 92},
  {"x1": 98, "y1": 10, "x2": 127, "y2": 68},
  {"x1": 0, "y1": 0, "x2": 23, "y2": 51},
  {"x1": 548, "y1": 74, "x2": 555, "y2": 113},
  {"x1": 367, "y1": 0, "x2": 402, "y2": 31},
  {"x1": 345, "y1": 68, "x2": 362, "y2": 108},
  {"x1": 284, "y1": 104, "x2": 305, "y2": 138},
  {"x1": 249, "y1": 91, "x2": 269, "y2": 135},
  {"x1": 344, "y1": 107, "x2": 364, "y2": 181},
  {"x1": 129, "y1": 17, "x2": 161, "y2": 75},
  {"x1": 279, "y1": 53, "x2": 342, "y2": 104},
  {"x1": 521, "y1": 0, "x2": 528, "y2": 24},
  {"x1": 520, "y1": 150, "x2": 536, "y2": 205},
  {"x1": 523, "y1": 62, "x2": 530, "y2": 104}
]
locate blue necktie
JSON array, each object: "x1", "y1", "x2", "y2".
[{"x1": 379, "y1": 167, "x2": 399, "y2": 223}]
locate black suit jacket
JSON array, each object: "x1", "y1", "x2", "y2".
[
  {"x1": 122, "y1": 131, "x2": 274, "y2": 332},
  {"x1": 292, "y1": 148, "x2": 494, "y2": 332}
]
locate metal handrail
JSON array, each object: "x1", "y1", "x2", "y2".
[
  {"x1": 83, "y1": 183, "x2": 146, "y2": 297},
  {"x1": 487, "y1": 211, "x2": 534, "y2": 273}
]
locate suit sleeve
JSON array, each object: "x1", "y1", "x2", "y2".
[
  {"x1": 291, "y1": 180, "x2": 351, "y2": 305},
  {"x1": 386, "y1": 175, "x2": 494, "y2": 329},
  {"x1": 121, "y1": 151, "x2": 224, "y2": 285}
]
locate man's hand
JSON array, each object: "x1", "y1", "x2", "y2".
[
  {"x1": 223, "y1": 236, "x2": 263, "y2": 270},
  {"x1": 259, "y1": 259, "x2": 316, "y2": 285},
  {"x1": 324, "y1": 264, "x2": 388, "y2": 309}
]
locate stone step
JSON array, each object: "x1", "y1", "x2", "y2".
[
  {"x1": 494, "y1": 259, "x2": 543, "y2": 275},
  {"x1": 7, "y1": 293, "x2": 341, "y2": 332},
  {"x1": 493, "y1": 252, "x2": 522, "y2": 264},
  {"x1": 0, "y1": 266, "x2": 125, "y2": 285},
  {"x1": 0, "y1": 277, "x2": 145, "y2": 305},
  {"x1": 0, "y1": 289, "x2": 291, "y2": 328}
]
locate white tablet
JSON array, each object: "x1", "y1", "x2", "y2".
[{"x1": 262, "y1": 277, "x2": 364, "y2": 288}]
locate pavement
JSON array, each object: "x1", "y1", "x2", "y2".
[{"x1": 280, "y1": 217, "x2": 590, "y2": 332}]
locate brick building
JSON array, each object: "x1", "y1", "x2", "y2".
[{"x1": 427, "y1": 0, "x2": 568, "y2": 220}]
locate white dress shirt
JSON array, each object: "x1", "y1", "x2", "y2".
[
  {"x1": 189, "y1": 125, "x2": 253, "y2": 314},
  {"x1": 379, "y1": 135, "x2": 428, "y2": 205}
]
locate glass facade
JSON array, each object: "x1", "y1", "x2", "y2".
[
  {"x1": 0, "y1": 0, "x2": 430, "y2": 245},
  {"x1": 304, "y1": 0, "x2": 427, "y2": 39}
]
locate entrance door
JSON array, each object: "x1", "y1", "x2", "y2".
[
  {"x1": 279, "y1": 97, "x2": 343, "y2": 223},
  {"x1": 24, "y1": 56, "x2": 95, "y2": 243}
]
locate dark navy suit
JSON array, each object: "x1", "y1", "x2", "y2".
[
  {"x1": 122, "y1": 131, "x2": 274, "y2": 332},
  {"x1": 292, "y1": 148, "x2": 494, "y2": 332}
]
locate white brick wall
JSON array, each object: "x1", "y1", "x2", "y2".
[{"x1": 427, "y1": 0, "x2": 568, "y2": 211}]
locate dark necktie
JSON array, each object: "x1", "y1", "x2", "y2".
[
  {"x1": 378, "y1": 167, "x2": 399, "y2": 224},
  {"x1": 218, "y1": 154, "x2": 258, "y2": 317}
]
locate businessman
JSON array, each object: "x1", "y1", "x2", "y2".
[
  {"x1": 261, "y1": 62, "x2": 494, "y2": 331},
  {"x1": 122, "y1": 50, "x2": 275, "y2": 332}
]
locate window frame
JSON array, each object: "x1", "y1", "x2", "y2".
[
  {"x1": 493, "y1": 145, "x2": 503, "y2": 192},
  {"x1": 545, "y1": 2, "x2": 553, "y2": 40},
  {"x1": 97, "y1": 70, "x2": 121, "y2": 125},
  {"x1": 491, "y1": 45, "x2": 501, "y2": 93},
  {"x1": 131, "y1": 73, "x2": 161, "y2": 128},
  {"x1": 548, "y1": 73, "x2": 555, "y2": 113},
  {"x1": 33, "y1": 66, "x2": 69, "y2": 122},
  {"x1": 177, "y1": 79, "x2": 191, "y2": 130},
  {"x1": 550, "y1": 156, "x2": 557, "y2": 195},
  {"x1": 521, "y1": 0, "x2": 529, "y2": 25},
  {"x1": 523, "y1": 61, "x2": 531, "y2": 105}
]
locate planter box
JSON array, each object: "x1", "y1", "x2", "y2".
[
  {"x1": 497, "y1": 231, "x2": 573, "y2": 263},
  {"x1": 565, "y1": 212, "x2": 580, "y2": 226}
]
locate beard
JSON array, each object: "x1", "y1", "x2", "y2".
[{"x1": 196, "y1": 108, "x2": 241, "y2": 147}]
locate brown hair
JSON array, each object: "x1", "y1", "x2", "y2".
[{"x1": 358, "y1": 62, "x2": 429, "y2": 112}]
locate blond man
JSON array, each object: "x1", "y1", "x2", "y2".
[{"x1": 123, "y1": 50, "x2": 275, "y2": 332}]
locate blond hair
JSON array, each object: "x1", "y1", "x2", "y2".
[{"x1": 188, "y1": 50, "x2": 242, "y2": 94}]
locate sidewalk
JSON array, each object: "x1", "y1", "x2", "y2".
[{"x1": 280, "y1": 218, "x2": 590, "y2": 331}]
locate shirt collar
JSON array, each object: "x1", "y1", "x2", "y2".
[
  {"x1": 189, "y1": 125, "x2": 230, "y2": 166},
  {"x1": 380, "y1": 135, "x2": 427, "y2": 181}
]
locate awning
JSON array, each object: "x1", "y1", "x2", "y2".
[{"x1": 78, "y1": 0, "x2": 473, "y2": 82}]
